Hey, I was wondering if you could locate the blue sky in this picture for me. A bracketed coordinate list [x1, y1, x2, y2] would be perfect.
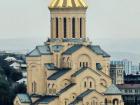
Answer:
[0, 0, 140, 63]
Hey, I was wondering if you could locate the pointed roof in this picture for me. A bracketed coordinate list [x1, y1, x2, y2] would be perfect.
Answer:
[49, 0, 88, 9]
[104, 84, 122, 95]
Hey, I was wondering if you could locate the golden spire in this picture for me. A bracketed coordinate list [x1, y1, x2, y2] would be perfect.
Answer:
[49, 0, 88, 9]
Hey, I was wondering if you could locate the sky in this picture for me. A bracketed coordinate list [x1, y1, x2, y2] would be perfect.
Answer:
[0, 0, 140, 63]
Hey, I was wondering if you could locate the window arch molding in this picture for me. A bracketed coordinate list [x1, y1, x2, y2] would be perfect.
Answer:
[77, 54, 92, 68]
[81, 76, 96, 89]
[100, 79, 107, 87]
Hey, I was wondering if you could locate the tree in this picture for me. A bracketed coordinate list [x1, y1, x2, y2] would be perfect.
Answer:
[0, 79, 10, 105]
[0, 58, 12, 77]
[14, 83, 27, 94]
[10, 70, 23, 82]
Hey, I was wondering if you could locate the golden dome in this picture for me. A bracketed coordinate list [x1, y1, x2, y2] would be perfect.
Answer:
[49, 0, 88, 9]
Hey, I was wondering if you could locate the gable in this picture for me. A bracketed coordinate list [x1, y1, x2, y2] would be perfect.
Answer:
[62, 44, 110, 58]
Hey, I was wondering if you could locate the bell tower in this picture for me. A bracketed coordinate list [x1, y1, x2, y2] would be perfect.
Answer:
[49, 0, 88, 39]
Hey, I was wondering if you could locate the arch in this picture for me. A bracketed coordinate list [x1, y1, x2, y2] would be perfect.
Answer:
[64, 99, 69, 105]
[113, 99, 119, 105]
[71, 93, 77, 99]
[88, 77, 96, 89]
[81, 77, 96, 89]
[92, 97, 98, 105]
[100, 79, 107, 87]
[78, 54, 92, 68]
[60, 79, 71, 88]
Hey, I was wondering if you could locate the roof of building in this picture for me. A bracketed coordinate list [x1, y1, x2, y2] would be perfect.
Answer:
[69, 89, 94, 105]
[63, 44, 82, 55]
[48, 38, 85, 43]
[51, 45, 64, 52]
[63, 45, 110, 57]
[77, 89, 94, 100]
[16, 78, 27, 84]
[32, 95, 58, 105]
[117, 84, 140, 89]
[58, 83, 76, 95]
[17, 94, 31, 103]
[49, 0, 88, 9]
[48, 68, 70, 80]
[71, 67, 100, 77]
[27, 45, 52, 57]
[4, 56, 17, 61]
[104, 84, 122, 95]
[38, 96, 57, 104]
[87, 45, 110, 57]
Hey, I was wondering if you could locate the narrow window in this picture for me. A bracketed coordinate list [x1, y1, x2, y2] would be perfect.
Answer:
[86, 62, 88, 67]
[56, 17, 59, 38]
[64, 18, 67, 38]
[34, 82, 37, 93]
[84, 81, 87, 88]
[83, 62, 85, 67]
[90, 81, 92, 88]
[32, 83, 34, 93]
[72, 18, 75, 38]
[80, 62, 82, 67]
[80, 18, 82, 38]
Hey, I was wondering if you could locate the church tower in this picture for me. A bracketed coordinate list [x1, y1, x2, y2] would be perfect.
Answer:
[49, 0, 88, 39]
[14, 0, 124, 105]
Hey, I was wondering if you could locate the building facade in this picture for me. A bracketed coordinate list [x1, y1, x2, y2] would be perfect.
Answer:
[117, 84, 140, 105]
[14, 0, 124, 105]
[110, 62, 124, 85]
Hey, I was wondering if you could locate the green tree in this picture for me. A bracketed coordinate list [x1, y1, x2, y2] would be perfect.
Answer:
[14, 83, 27, 94]
[0, 79, 10, 105]
[10, 70, 23, 82]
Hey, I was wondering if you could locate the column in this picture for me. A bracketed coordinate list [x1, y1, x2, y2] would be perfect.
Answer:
[51, 17, 56, 38]
[83, 17, 86, 38]
[67, 17, 71, 38]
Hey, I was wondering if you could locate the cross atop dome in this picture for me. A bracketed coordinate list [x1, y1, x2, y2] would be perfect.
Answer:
[49, 0, 88, 9]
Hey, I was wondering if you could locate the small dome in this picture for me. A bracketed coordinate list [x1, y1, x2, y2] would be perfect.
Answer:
[49, 0, 88, 9]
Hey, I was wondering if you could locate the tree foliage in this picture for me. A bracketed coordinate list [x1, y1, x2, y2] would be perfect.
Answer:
[10, 70, 23, 82]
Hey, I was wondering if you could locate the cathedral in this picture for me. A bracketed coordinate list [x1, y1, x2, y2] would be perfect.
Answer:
[14, 0, 124, 105]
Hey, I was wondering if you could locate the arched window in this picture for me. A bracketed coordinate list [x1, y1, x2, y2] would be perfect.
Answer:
[80, 18, 82, 38]
[80, 62, 82, 67]
[64, 18, 67, 38]
[64, 99, 68, 105]
[56, 17, 59, 38]
[90, 81, 92, 88]
[105, 98, 108, 105]
[84, 81, 87, 88]
[113, 99, 119, 105]
[72, 18, 75, 38]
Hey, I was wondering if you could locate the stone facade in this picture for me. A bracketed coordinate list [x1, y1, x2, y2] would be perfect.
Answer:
[14, 0, 124, 105]
[110, 63, 124, 85]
